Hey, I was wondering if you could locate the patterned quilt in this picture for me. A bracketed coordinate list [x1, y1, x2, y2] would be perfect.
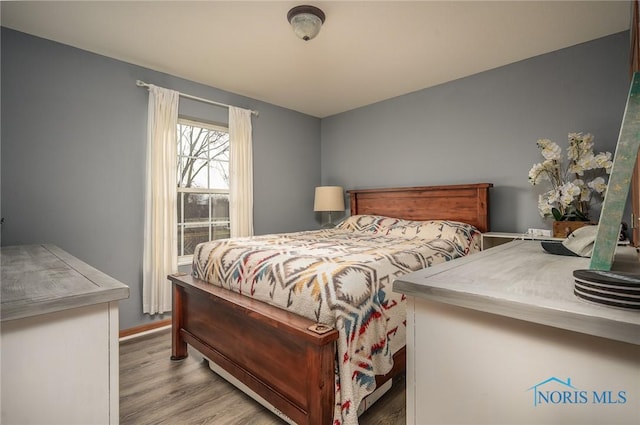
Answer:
[192, 215, 481, 425]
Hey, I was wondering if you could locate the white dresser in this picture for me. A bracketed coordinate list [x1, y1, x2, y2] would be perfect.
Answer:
[1, 245, 129, 425]
[393, 241, 640, 425]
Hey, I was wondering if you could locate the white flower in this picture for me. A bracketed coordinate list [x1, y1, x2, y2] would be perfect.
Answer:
[581, 133, 594, 150]
[560, 192, 575, 206]
[567, 133, 580, 159]
[569, 160, 586, 175]
[560, 181, 581, 205]
[537, 139, 562, 161]
[573, 179, 590, 202]
[588, 176, 607, 194]
[547, 189, 561, 203]
[538, 195, 553, 217]
[580, 186, 592, 202]
[528, 163, 545, 184]
[567, 132, 594, 160]
[594, 152, 613, 171]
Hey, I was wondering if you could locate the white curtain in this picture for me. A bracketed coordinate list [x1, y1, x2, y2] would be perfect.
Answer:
[142, 85, 180, 314]
[229, 106, 254, 238]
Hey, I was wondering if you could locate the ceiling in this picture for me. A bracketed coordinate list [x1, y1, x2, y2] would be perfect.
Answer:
[1, 1, 633, 118]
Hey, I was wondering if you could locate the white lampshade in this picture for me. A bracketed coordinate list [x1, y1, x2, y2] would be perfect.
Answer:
[314, 186, 345, 212]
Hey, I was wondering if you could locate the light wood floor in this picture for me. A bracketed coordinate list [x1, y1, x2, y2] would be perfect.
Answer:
[120, 328, 406, 425]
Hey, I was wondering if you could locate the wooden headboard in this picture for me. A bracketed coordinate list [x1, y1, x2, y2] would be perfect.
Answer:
[347, 183, 492, 233]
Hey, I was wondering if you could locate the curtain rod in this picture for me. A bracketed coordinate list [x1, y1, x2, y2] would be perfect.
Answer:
[136, 80, 259, 117]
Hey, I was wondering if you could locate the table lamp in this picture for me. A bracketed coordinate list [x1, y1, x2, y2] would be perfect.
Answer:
[314, 186, 344, 227]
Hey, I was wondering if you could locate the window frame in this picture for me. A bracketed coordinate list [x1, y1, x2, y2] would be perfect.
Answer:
[176, 118, 230, 265]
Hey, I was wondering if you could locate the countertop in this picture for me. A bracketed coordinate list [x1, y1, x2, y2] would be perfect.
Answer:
[1, 244, 130, 321]
[393, 240, 640, 345]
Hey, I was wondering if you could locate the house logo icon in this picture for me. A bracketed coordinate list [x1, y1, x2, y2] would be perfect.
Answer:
[527, 377, 584, 407]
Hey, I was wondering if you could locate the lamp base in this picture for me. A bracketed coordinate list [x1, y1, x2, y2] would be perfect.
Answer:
[321, 211, 336, 229]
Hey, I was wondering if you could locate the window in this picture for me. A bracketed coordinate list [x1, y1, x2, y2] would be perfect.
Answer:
[177, 118, 230, 264]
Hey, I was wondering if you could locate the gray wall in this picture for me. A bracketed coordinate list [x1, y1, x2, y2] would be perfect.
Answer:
[321, 31, 632, 233]
[1, 28, 633, 330]
[1, 28, 321, 330]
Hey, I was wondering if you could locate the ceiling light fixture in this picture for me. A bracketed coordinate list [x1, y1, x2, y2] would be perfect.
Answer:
[287, 5, 325, 41]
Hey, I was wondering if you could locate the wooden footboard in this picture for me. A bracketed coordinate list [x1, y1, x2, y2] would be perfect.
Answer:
[170, 273, 339, 425]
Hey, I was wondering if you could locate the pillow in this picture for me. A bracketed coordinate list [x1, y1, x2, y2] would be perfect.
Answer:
[338, 215, 481, 253]
[338, 215, 478, 242]
[336, 215, 403, 233]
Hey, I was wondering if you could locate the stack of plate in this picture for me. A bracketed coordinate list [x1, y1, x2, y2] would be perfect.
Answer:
[573, 269, 640, 310]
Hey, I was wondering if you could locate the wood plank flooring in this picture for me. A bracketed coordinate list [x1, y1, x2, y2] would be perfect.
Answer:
[120, 329, 405, 425]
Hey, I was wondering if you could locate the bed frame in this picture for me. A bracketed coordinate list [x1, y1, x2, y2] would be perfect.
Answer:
[169, 183, 491, 425]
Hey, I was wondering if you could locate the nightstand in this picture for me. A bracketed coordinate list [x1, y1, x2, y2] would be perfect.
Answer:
[481, 232, 562, 250]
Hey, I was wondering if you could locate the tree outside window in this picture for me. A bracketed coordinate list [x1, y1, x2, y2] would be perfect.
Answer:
[177, 119, 230, 262]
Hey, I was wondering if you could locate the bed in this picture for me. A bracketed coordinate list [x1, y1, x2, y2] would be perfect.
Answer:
[169, 183, 491, 425]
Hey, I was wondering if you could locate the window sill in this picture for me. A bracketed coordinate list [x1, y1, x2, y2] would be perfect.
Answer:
[178, 256, 193, 267]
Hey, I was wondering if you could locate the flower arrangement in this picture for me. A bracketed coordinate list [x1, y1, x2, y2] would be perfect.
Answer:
[528, 132, 613, 221]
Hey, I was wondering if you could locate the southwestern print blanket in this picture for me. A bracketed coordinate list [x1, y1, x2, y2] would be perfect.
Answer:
[192, 215, 481, 425]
